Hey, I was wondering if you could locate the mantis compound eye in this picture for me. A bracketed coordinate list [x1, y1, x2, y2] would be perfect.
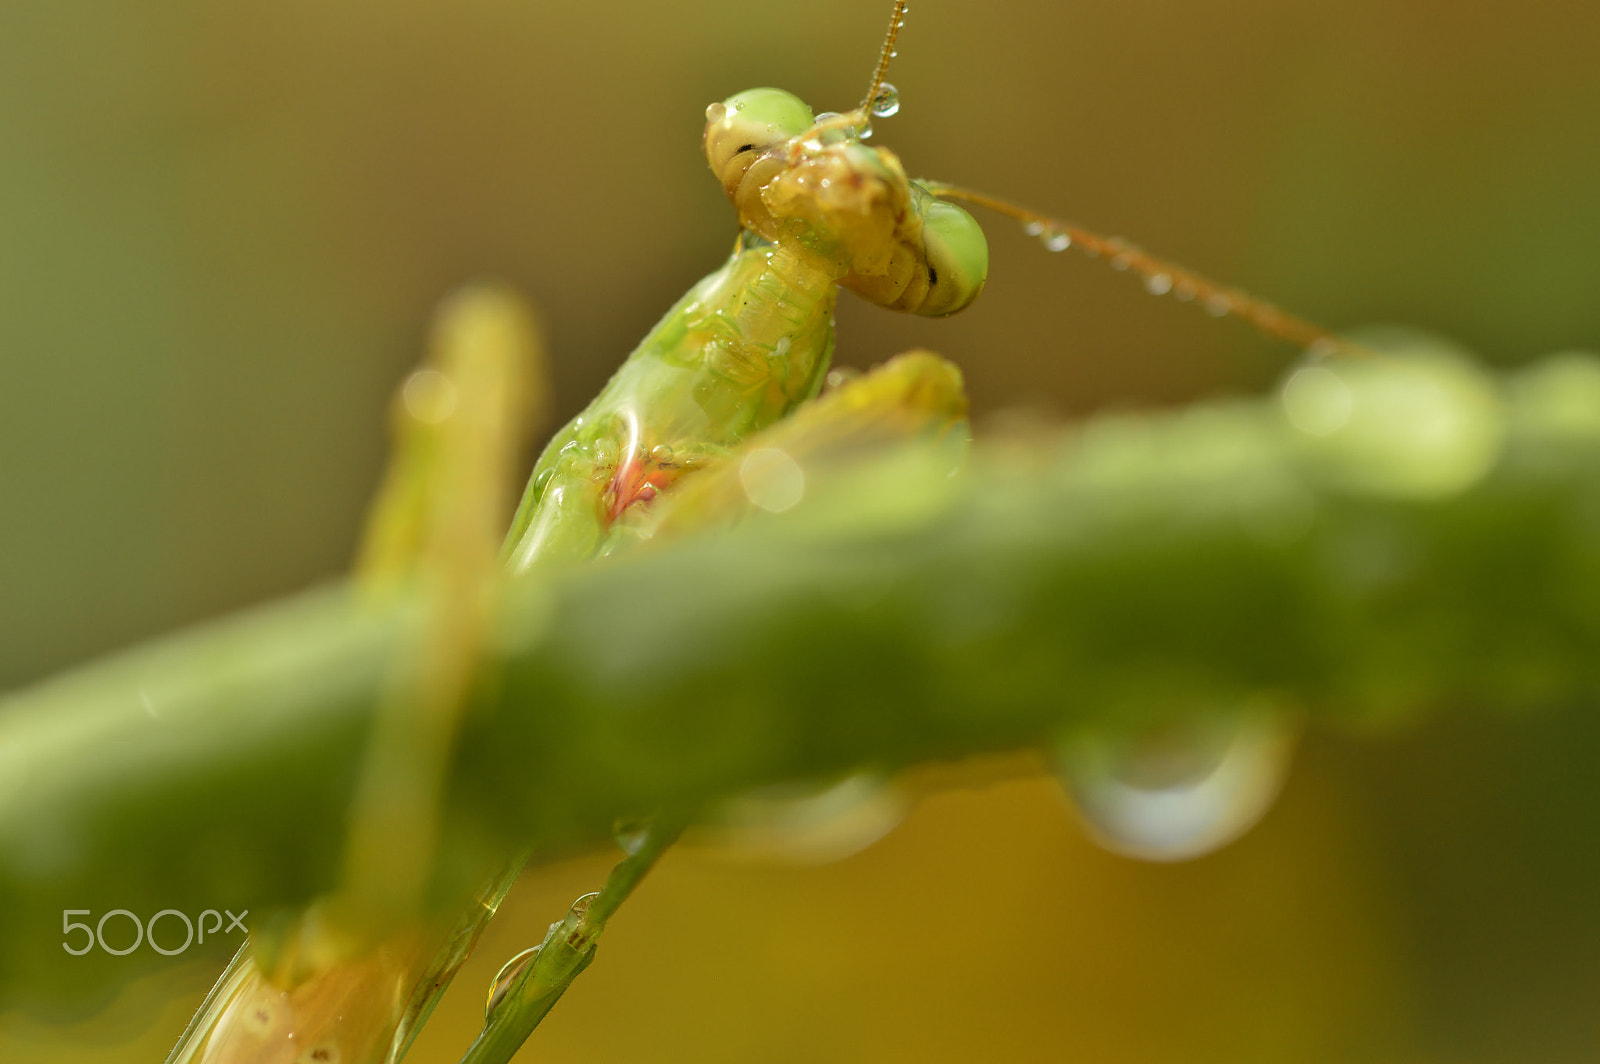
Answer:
[915, 198, 988, 317]
[704, 87, 814, 196]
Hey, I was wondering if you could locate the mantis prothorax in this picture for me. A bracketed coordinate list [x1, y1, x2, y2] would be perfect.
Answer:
[166, 2, 1356, 1061]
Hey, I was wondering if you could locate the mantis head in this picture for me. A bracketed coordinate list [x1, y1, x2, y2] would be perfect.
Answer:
[703, 86, 988, 318]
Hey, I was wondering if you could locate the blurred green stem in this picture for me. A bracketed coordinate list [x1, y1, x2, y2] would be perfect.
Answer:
[3, 347, 1599, 1009]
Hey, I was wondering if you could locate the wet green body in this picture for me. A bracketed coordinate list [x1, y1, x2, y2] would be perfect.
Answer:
[504, 241, 839, 572]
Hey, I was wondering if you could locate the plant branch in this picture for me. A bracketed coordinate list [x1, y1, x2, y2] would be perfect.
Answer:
[3, 345, 1598, 1011]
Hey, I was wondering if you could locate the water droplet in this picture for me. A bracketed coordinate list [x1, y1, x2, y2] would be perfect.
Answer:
[870, 82, 901, 117]
[568, 892, 600, 921]
[705, 101, 726, 123]
[531, 466, 554, 497]
[1055, 710, 1295, 862]
[649, 443, 675, 464]
[401, 368, 457, 425]
[1286, 339, 1504, 498]
[1281, 365, 1354, 437]
[1041, 228, 1072, 252]
[824, 367, 860, 391]
[1111, 254, 1132, 271]
[1023, 221, 1045, 237]
[1144, 273, 1173, 296]
[613, 817, 653, 855]
[739, 447, 805, 513]
[1204, 293, 1233, 317]
[485, 946, 540, 1020]
[700, 774, 907, 864]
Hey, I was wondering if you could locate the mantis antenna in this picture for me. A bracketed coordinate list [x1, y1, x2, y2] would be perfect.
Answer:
[860, 0, 908, 116]
[851, 1, 1354, 356]
[919, 182, 1354, 358]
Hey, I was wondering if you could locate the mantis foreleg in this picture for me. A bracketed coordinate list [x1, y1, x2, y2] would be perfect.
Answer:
[166, 282, 544, 1064]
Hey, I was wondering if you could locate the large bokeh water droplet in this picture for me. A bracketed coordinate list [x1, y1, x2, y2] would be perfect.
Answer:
[1281, 333, 1504, 499]
[1055, 710, 1296, 862]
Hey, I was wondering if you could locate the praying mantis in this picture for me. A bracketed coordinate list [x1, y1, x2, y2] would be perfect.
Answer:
[4, 4, 1600, 1061]
[139, 4, 1370, 1062]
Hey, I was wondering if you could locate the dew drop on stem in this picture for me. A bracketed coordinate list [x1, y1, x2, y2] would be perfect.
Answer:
[1053, 709, 1296, 862]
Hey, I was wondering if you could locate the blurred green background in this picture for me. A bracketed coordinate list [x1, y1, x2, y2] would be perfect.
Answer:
[2, 1, 1598, 1061]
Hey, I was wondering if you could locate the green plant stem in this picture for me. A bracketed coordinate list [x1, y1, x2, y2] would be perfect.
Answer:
[459, 820, 682, 1064]
[3, 349, 1599, 1011]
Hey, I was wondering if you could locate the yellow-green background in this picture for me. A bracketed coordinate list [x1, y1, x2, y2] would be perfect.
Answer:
[2, 1, 1598, 1061]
